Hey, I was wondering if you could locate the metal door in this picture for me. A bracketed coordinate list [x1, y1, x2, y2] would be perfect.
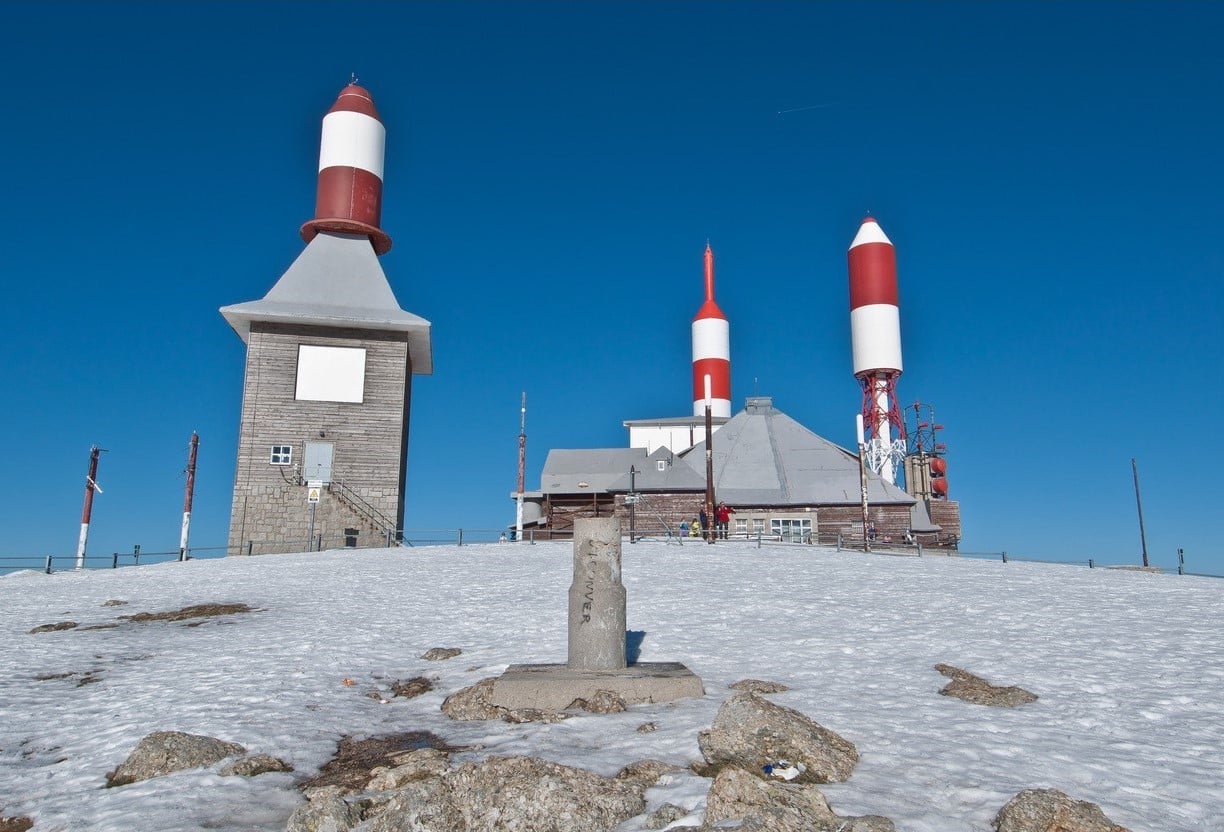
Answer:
[303, 442, 334, 484]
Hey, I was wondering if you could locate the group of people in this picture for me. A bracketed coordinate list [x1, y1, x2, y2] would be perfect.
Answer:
[679, 502, 734, 540]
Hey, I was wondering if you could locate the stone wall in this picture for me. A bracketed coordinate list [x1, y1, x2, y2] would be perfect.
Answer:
[227, 322, 412, 554]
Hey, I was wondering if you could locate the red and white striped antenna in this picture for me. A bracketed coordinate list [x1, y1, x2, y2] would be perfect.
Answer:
[692, 243, 731, 418]
[848, 216, 907, 484]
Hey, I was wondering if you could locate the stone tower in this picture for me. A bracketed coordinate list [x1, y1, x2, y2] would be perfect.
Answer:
[220, 84, 431, 554]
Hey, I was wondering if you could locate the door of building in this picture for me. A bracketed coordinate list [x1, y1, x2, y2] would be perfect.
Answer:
[303, 442, 334, 484]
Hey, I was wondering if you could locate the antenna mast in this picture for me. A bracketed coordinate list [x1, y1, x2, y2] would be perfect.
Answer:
[179, 432, 199, 561]
[516, 392, 527, 541]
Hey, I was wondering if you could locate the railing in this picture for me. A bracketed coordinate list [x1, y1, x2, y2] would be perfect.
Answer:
[328, 478, 399, 543]
[1, 529, 1216, 577]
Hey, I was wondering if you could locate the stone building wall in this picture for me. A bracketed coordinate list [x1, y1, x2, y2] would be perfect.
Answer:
[227, 322, 412, 555]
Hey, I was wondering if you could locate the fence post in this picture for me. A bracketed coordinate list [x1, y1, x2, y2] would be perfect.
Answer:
[1178, 547, 1184, 575]
[316, 533, 323, 552]
[917, 540, 923, 556]
[836, 533, 842, 551]
[45, 555, 52, 574]
[529, 529, 535, 545]
[458, 529, 464, 547]
[247, 540, 254, 556]
[112, 552, 118, 569]
[133, 545, 140, 566]
[1001, 550, 1008, 563]
[757, 531, 762, 549]
[1088, 558, 1094, 569]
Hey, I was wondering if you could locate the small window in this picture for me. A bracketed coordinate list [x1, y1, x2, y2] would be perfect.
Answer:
[735, 518, 748, 534]
[270, 445, 292, 465]
[656, 460, 666, 472]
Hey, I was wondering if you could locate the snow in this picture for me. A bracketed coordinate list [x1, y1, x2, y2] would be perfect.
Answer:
[1, 541, 1220, 831]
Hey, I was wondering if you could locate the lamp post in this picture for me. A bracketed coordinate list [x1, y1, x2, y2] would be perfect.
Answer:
[704, 375, 716, 544]
[628, 465, 637, 544]
[857, 414, 870, 553]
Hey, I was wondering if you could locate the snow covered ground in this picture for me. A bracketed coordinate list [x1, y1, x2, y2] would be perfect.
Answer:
[1, 541, 1219, 831]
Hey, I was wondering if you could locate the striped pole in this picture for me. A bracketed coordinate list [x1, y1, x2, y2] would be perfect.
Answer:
[692, 244, 731, 418]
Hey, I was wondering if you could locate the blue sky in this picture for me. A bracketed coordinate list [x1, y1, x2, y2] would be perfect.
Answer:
[2, 2, 1220, 573]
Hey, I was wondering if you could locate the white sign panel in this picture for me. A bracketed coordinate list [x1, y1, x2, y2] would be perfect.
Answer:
[307, 487, 321, 504]
[295, 345, 366, 403]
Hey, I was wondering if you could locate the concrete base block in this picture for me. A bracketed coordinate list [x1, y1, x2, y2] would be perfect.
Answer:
[490, 662, 704, 712]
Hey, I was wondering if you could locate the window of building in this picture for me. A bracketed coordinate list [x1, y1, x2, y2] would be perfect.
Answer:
[270, 445, 292, 465]
[771, 517, 812, 543]
[657, 460, 666, 472]
[735, 518, 748, 536]
[753, 518, 765, 534]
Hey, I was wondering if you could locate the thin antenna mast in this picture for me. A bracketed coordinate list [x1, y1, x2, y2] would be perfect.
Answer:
[516, 392, 527, 541]
[180, 432, 199, 561]
[76, 446, 106, 569]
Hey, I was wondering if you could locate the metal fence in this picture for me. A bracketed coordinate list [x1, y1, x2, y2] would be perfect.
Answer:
[0, 529, 1216, 578]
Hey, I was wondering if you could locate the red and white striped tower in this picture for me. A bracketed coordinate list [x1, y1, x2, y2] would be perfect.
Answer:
[300, 82, 392, 255]
[692, 244, 731, 418]
[848, 217, 907, 484]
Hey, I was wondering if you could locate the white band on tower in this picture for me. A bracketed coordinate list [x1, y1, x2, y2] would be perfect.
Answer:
[319, 110, 386, 179]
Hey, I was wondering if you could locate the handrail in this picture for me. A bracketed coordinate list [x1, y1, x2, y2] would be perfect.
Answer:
[328, 478, 398, 540]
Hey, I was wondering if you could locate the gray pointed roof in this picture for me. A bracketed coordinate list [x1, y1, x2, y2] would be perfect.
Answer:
[221, 231, 432, 374]
[678, 397, 915, 505]
[539, 449, 649, 494]
[605, 447, 707, 492]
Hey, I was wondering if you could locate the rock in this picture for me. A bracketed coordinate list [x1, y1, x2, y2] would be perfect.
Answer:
[286, 785, 365, 832]
[441, 678, 506, 721]
[704, 766, 894, 832]
[697, 693, 858, 784]
[441, 678, 565, 722]
[0, 817, 34, 832]
[502, 707, 568, 724]
[422, 647, 462, 661]
[935, 664, 1038, 708]
[636, 721, 658, 733]
[29, 621, 77, 634]
[567, 689, 627, 713]
[120, 603, 253, 623]
[301, 732, 461, 795]
[730, 679, 791, 694]
[365, 748, 451, 791]
[616, 758, 683, 787]
[993, 788, 1131, 832]
[220, 754, 294, 777]
[362, 778, 460, 832]
[106, 730, 246, 786]
[392, 676, 434, 698]
[102, 599, 128, 606]
[447, 755, 646, 832]
[645, 803, 689, 829]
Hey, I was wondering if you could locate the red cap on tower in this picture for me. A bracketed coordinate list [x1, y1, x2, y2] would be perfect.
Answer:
[300, 83, 392, 255]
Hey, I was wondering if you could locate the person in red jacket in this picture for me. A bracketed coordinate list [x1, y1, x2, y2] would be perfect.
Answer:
[716, 502, 733, 540]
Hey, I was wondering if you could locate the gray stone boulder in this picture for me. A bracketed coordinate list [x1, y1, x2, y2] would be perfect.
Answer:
[697, 693, 859, 783]
[421, 647, 462, 661]
[441, 678, 505, 720]
[29, 621, 77, 634]
[730, 679, 791, 694]
[289, 754, 648, 832]
[447, 756, 646, 832]
[567, 689, 628, 713]
[645, 803, 689, 829]
[703, 766, 894, 832]
[994, 789, 1131, 832]
[442, 678, 566, 723]
[365, 748, 451, 791]
[615, 758, 684, 788]
[221, 754, 294, 777]
[106, 730, 246, 786]
[936, 664, 1038, 708]
[285, 785, 364, 832]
